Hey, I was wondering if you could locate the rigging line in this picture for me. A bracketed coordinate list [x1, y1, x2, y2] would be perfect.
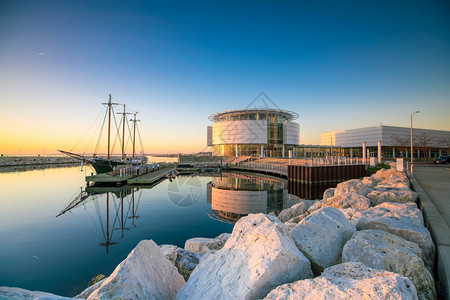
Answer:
[125, 116, 134, 153]
[110, 196, 121, 239]
[94, 108, 108, 156]
[83, 110, 107, 156]
[136, 123, 145, 155]
[135, 189, 143, 212]
[69, 210, 104, 242]
[70, 109, 104, 152]
[110, 106, 122, 155]
[83, 196, 105, 240]
[94, 198, 107, 241]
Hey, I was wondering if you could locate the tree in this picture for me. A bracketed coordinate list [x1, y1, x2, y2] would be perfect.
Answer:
[415, 132, 435, 158]
[390, 136, 410, 158]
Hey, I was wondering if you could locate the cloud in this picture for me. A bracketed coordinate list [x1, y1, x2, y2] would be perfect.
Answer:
[36, 52, 46, 56]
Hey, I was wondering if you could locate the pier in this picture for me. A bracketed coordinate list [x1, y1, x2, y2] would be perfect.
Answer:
[86, 165, 174, 186]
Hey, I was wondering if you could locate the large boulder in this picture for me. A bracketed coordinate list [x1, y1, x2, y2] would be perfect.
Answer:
[86, 240, 185, 299]
[351, 202, 435, 271]
[334, 179, 371, 197]
[277, 202, 306, 222]
[291, 207, 356, 275]
[342, 230, 436, 300]
[323, 193, 371, 211]
[160, 244, 202, 281]
[367, 189, 418, 206]
[0, 287, 72, 300]
[176, 214, 312, 300]
[184, 237, 225, 255]
[263, 262, 418, 299]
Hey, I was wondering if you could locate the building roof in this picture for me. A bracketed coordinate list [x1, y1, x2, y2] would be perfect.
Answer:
[208, 108, 299, 122]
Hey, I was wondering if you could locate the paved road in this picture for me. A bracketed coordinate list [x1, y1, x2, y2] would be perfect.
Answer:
[413, 164, 450, 228]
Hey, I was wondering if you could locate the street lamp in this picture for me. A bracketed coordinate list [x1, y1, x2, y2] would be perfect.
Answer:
[410, 111, 420, 172]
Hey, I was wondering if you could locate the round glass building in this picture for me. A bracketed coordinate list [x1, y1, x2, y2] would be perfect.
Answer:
[207, 108, 300, 157]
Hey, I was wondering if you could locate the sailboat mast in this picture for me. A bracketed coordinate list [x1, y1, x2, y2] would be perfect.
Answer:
[122, 105, 126, 160]
[102, 94, 118, 160]
[131, 112, 139, 159]
[107, 95, 112, 160]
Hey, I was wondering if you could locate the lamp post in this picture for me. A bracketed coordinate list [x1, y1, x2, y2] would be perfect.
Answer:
[410, 111, 420, 172]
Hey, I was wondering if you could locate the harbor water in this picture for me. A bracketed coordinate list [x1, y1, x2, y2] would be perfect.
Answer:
[0, 165, 320, 297]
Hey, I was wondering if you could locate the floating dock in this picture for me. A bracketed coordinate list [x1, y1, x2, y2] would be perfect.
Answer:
[86, 166, 174, 186]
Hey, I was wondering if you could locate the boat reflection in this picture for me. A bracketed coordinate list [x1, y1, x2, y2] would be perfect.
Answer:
[207, 172, 316, 224]
[56, 185, 142, 254]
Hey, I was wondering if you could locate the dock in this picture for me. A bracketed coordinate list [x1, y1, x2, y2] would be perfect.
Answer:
[86, 166, 174, 186]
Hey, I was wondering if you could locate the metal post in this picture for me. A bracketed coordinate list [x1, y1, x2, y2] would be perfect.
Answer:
[377, 141, 382, 164]
[410, 111, 420, 172]
[362, 142, 366, 163]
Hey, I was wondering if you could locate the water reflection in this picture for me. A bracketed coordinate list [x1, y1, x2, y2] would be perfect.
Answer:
[207, 172, 315, 223]
[56, 186, 142, 254]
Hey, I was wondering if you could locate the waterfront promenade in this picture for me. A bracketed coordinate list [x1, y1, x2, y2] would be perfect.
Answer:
[410, 164, 450, 299]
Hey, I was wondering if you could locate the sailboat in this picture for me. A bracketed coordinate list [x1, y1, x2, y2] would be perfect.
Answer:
[59, 94, 147, 174]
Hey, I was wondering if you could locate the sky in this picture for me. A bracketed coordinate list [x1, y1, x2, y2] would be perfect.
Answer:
[1, 0, 449, 155]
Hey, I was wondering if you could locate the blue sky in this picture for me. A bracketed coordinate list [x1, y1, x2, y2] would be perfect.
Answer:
[1, 0, 449, 154]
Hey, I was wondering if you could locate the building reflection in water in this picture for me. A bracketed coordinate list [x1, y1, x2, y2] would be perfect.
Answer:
[207, 172, 325, 224]
[56, 185, 142, 254]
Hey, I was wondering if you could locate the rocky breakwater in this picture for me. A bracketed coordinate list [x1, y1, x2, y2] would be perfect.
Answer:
[0, 155, 78, 167]
[0, 167, 436, 299]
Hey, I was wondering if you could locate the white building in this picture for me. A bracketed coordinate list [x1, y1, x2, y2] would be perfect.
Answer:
[321, 125, 450, 160]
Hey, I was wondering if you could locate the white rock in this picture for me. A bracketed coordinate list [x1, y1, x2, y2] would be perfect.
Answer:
[278, 202, 306, 222]
[87, 240, 185, 300]
[307, 199, 324, 212]
[323, 188, 335, 200]
[291, 207, 356, 274]
[160, 244, 202, 281]
[0, 287, 73, 300]
[367, 189, 418, 206]
[323, 193, 371, 211]
[334, 179, 372, 197]
[351, 202, 435, 271]
[342, 230, 436, 300]
[263, 262, 418, 300]
[215, 232, 231, 243]
[184, 237, 225, 255]
[176, 213, 312, 300]
[338, 208, 358, 221]
[362, 176, 377, 188]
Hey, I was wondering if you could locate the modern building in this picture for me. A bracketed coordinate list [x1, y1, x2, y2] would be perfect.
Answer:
[321, 125, 450, 160]
[207, 108, 300, 157]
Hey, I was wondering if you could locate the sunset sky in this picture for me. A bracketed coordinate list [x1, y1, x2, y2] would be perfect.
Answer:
[1, 1, 449, 155]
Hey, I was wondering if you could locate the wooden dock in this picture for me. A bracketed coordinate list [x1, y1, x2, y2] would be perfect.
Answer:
[128, 167, 174, 185]
[86, 166, 174, 186]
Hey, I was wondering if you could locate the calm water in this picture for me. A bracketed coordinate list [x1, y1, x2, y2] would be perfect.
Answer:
[0, 166, 317, 297]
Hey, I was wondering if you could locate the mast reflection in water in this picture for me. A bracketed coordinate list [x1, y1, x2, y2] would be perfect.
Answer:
[206, 172, 322, 223]
[57, 185, 142, 254]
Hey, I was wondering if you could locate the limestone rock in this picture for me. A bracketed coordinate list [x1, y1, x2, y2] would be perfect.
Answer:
[76, 280, 105, 299]
[334, 179, 371, 197]
[338, 208, 357, 221]
[291, 207, 356, 274]
[263, 262, 418, 300]
[176, 213, 312, 300]
[87, 240, 185, 300]
[362, 176, 377, 188]
[286, 213, 308, 224]
[215, 232, 231, 243]
[323, 188, 335, 200]
[0, 287, 73, 300]
[351, 202, 435, 271]
[160, 244, 202, 281]
[88, 275, 106, 287]
[367, 189, 418, 206]
[184, 237, 225, 255]
[323, 193, 371, 211]
[342, 230, 436, 300]
[307, 199, 324, 212]
[284, 222, 297, 232]
[278, 202, 306, 222]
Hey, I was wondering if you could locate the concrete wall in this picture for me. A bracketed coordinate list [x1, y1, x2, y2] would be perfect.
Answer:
[211, 187, 268, 214]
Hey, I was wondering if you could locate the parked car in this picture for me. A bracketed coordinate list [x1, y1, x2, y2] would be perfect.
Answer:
[433, 155, 450, 164]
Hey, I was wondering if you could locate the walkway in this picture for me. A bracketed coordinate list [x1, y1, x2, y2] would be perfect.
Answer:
[410, 164, 450, 299]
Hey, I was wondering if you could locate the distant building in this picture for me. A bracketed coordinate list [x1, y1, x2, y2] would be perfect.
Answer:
[207, 108, 300, 157]
[321, 125, 450, 159]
